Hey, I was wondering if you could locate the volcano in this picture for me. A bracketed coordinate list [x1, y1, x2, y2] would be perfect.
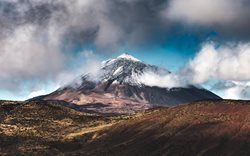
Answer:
[35, 53, 221, 114]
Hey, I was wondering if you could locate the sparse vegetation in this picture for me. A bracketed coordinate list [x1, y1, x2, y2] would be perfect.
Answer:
[1, 100, 250, 155]
[0, 100, 131, 155]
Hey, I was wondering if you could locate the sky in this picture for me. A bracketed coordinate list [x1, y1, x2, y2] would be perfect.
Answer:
[0, 0, 250, 100]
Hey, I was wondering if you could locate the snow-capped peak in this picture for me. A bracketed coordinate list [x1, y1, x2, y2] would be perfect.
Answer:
[74, 53, 170, 88]
[98, 53, 171, 87]
[117, 53, 141, 62]
[101, 53, 141, 67]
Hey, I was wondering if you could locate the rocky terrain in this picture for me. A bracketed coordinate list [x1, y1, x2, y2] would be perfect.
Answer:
[0, 100, 129, 155]
[1, 100, 250, 156]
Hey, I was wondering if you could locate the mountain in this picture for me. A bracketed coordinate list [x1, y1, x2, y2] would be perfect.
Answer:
[36, 53, 221, 114]
[82, 100, 250, 156]
[2, 100, 250, 156]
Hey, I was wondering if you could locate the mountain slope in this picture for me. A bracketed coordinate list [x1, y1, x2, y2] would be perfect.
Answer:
[0, 100, 124, 155]
[80, 100, 250, 156]
[38, 53, 221, 114]
[2, 100, 250, 156]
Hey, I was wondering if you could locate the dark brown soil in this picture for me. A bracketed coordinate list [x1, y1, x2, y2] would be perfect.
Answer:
[82, 100, 250, 156]
[1, 100, 250, 156]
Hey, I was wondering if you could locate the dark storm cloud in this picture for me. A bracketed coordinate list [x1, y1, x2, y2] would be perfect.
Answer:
[0, 0, 171, 91]
[166, 0, 250, 41]
[0, 0, 60, 38]
[1, 0, 250, 92]
[0, 0, 171, 49]
[61, 0, 170, 49]
[2, 0, 250, 49]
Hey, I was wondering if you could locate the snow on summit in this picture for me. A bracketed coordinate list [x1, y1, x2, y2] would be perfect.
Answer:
[117, 53, 141, 62]
[102, 53, 141, 67]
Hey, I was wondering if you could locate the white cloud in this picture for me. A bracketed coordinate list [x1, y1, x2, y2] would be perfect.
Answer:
[0, 24, 65, 90]
[1, 0, 250, 101]
[183, 42, 250, 100]
[27, 89, 47, 99]
[212, 81, 250, 100]
[165, 0, 250, 40]
[138, 71, 187, 88]
[166, 0, 246, 25]
[0, 0, 168, 92]
[55, 50, 102, 88]
[0, 25, 63, 78]
[186, 42, 250, 83]
[139, 42, 250, 100]
[0, 0, 106, 92]
[81, 51, 102, 77]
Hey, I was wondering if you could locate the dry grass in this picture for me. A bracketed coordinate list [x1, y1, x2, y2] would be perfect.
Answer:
[1, 100, 250, 156]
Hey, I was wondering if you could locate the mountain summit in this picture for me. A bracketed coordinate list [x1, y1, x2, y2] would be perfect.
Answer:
[97, 53, 170, 86]
[36, 54, 221, 115]
[116, 53, 141, 62]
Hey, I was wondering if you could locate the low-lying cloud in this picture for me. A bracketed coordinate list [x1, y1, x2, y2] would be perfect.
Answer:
[211, 81, 250, 100]
[186, 42, 250, 99]
[139, 42, 250, 99]
[186, 42, 250, 83]
[57, 50, 102, 89]
[138, 70, 188, 89]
